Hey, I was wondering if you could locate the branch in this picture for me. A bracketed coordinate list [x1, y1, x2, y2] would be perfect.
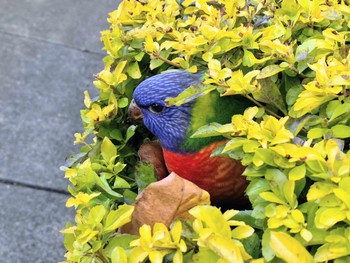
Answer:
[153, 52, 181, 68]
[243, 94, 282, 119]
[96, 250, 108, 263]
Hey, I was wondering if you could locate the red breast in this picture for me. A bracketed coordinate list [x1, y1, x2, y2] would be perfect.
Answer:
[162, 141, 249, 208]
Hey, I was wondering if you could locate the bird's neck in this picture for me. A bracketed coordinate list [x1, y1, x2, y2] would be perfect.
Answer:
[175, 92, 253, 153]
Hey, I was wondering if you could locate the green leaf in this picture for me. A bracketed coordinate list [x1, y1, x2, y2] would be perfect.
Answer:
[287, 114, 319, 136]
[270, 231, 314, 263]
[241, 233, 261, 259]
[262, 229, 275, 262]
[88, 205, 106, 224]
[283, 180, 297, 208]
[245, 178, 271, 204]
[110, 129, 123, 141]
[191, 248, 220, 263]
[95, 175, 124, 200]
[113, 162, 126, 174]
[256, 65, 286, 79]
[113, 176, 130, 189]
[118, 97, 129, 108]
[328, 101, 350, 122]
[165, 83, 216, 106]
[255, 78, 287, 114]
[191, 123, 223, 138]
[253, 148, 276, 167]
[308, 128, 326, 139]
[150, 58, 164, 70]
[306, 159, 328, 174]
[104, 234, 138, 256]
[126, 61, 142, 79]
[286, 84, 304, 107]
[65, 152, 88, 167]
[331, 125, 350, 139]
[135, 52, 145, 61]
[234, 210, 264, 229]
[135, 162, 157, 192]
[123, 189, 137, 204]
[295, 39, 316, 61]
[125, 125, 136, 143]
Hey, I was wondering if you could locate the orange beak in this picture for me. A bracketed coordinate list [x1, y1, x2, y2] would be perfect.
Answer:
[128, 99, 143, 123]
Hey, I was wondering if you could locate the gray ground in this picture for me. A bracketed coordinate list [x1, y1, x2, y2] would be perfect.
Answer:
[0, 1, 120, 262]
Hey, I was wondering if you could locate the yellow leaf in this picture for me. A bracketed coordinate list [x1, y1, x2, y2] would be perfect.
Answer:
[289, 164, 306, 180]
[243, 49, 270, 67]
[144, 34, 159, 53]
[103, 204, 134, 233]
[170, 221, 182, 244]
[190, 205, 232, 239]
[66, 192, 100, 208]
[128, 246, 148, 263]
[256, 64, 286, 79]
[224, 70, 260, 95]
[192, 36, 208, 46]
[260, 192, 287, 205]
[202, 233, 245, 263]
[231, 225, 254, 240]
[315, 207, 346, 229]
[83, 91, 92, 108]
[300, 228, 313, 242]
[111, 247, 128, 263]
[101, 137, 117, 163]
[113, 60, 128, 84]
[270, 231, 314, 263]
[77, 229, 99, 245]
[322, 28, 345, 45]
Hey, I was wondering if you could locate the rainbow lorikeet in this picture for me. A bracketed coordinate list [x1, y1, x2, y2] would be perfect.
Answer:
[129, 70, 252, 208]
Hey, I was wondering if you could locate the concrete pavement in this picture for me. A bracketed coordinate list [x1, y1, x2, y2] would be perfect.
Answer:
[0, 1, 119, 262]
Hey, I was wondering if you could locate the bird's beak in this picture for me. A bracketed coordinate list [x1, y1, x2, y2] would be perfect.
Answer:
[128, 99, 143, 123]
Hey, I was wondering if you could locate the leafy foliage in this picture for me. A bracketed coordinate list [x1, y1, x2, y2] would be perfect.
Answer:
[62, 0, 350, 262]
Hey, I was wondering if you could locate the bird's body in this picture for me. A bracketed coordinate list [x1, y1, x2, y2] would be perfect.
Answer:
[162, 141, 247, 206]
[131, 70, 251, 208]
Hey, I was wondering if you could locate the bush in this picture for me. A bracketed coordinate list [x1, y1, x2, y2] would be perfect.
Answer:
[62, 0, 350, 262]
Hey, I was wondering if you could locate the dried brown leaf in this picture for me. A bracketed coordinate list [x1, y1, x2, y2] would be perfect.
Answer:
[121, 172, 210, 234]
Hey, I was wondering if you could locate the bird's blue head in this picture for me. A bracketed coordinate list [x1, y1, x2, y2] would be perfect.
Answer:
[132, 70, 203, 152]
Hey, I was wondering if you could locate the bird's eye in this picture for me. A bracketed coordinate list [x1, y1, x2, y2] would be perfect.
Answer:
[149, 103, 165, 114]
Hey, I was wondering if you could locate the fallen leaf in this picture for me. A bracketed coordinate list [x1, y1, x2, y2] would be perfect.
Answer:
[121, 172, 211, 235]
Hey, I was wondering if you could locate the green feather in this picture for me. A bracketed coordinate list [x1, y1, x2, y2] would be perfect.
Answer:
[180, 91, 253, 152]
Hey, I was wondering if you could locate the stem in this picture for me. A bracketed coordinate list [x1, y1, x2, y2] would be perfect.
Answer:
[243, 94, 282, 119]
[289, 65, 307, 78]
[96, 250, 108, 263]
[153, 52, 181, 68]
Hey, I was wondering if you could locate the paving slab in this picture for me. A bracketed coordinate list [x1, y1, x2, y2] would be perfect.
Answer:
[0, 0, 118, 54]
[0, 1, 123, 262]
[0, 31, 103, 191]
[0, 183, 74, 263]
[0, 1, 120, 190]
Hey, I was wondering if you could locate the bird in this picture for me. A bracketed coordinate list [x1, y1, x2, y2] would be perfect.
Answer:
[129, 70, 252, 208]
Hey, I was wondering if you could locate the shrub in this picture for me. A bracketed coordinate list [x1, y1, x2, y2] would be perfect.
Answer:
[62, 0, 350, 262]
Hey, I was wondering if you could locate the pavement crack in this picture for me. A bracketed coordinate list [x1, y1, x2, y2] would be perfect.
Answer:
[0, 178, 70, 195]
